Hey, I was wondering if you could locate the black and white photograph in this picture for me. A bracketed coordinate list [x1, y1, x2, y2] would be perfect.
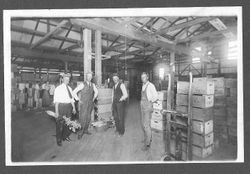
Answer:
[3, 7, 243, 165]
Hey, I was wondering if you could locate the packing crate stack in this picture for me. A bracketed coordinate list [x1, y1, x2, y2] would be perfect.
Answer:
[97, 88, 113, 121]
[150, 90, 168, 155]
[212, 77, 228, 142]
[225, 78, 237, 145]
[175, 77, 215, 159]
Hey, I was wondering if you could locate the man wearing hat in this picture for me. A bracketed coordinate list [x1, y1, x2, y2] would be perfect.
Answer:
[53, 73, 76, 146]
[73, 72, 98, 139]
[112, 73, 128, 136]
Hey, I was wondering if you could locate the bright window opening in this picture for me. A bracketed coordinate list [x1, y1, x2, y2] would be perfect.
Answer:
[192, 57, 200, 63]
[195, 47, 202, 51]
[228, 40, 237, 60]
[159, 68, 165, 79]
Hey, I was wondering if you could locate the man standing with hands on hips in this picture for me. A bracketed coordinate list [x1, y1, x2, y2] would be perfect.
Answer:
[73, 72, 98, 139]
[112, 73, 128, 137]
[140, 72, 158, 151]
[53, 73, 76, 146]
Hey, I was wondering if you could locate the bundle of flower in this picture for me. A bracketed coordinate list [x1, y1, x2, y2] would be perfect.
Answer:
[63, 116, 81, 133]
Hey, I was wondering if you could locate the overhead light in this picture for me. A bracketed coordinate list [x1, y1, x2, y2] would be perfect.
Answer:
[195, 47, 202, 51]
[208, 51, 212, 55]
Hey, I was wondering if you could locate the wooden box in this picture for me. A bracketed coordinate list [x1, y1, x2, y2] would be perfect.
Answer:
[227, 107, 237, 118]
[182, 143, 214, 158]
[192, 132, 214, 147]
[226, 96, 237, 106]
[98, 104, 112, 114]
[192, 95, 214, 108]
[176, 105, 188, 113]
[193, 78, 215, 95]
[212, 77, 225, 88]
[153, 100, 167, 110]
[177, 81, 190, 94]
[98, 97, 112, 105]
[157, 90, 167, 101]
[214, 107, 226, 117]
[176, 94, 188, 106]
[151, 119, 166, 131]
[225, 78, 237, 88]
[214, 96, 226, 107]
[228, 126, 237, 136]
[193, 107, 213, 121]
[151, 109, 164, 121]
[214, 88, 226, 96]
[192, 120, 213, 135]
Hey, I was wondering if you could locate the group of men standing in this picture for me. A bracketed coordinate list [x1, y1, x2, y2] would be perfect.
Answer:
[53, 72, 158, 152]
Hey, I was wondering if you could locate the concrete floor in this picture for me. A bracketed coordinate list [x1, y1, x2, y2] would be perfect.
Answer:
[11, 100, 237, 162]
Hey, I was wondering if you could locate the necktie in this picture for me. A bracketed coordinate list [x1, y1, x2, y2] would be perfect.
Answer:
[66, 85, 72, 99]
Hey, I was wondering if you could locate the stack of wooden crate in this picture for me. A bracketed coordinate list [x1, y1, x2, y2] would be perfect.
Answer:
[225, 78, 237, 144]
[175, 77, 215, 159]
[212, 77, 228, 141]
[150, 90, 167, 155]
[97, 88, 113, 121]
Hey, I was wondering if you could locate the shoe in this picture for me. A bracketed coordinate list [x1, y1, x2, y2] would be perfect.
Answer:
[65, 137, 71, 142]
[141, 144, 150, 151]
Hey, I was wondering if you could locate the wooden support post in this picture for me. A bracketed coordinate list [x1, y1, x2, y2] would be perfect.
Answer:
[170, 52, 175, 108]
[83, 28, 92, 79]
[95, 30, 102, 86]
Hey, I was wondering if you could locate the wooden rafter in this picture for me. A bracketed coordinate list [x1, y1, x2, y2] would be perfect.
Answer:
[58, 24, 73, 50]
[103, 35, 121, 54]
[29, 19, 40, 46]
[30, 19, 69, 49]
[154, 17, 216, 35]
[70, 18, 191, 55]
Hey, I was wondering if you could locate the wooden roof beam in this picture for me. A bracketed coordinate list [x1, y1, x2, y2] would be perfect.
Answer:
[154, 17, 216, 35]
[30, 19, 69, 49]
[70, 18, 191, 55]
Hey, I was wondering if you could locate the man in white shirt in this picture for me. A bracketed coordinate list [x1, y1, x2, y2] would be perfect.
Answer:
[53, 73, 76, 146]
[73, 72, 98, 139]
[112, 73, 128, 136]
[140, 72, 158, 151]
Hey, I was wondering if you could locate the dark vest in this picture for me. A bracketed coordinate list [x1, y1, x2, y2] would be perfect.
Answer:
[113, 83, 123, 102]
[80, 81, 94, 102]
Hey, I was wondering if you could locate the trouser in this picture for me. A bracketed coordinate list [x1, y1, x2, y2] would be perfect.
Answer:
[112, 101, 125, 135]
[140, 100, 153, 146]
[78, 100, 94, 136]
[28, 97, 33, 108]
[56, 103, 72, 144]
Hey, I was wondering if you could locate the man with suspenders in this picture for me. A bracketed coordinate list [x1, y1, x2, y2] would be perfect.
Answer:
[140, 72, 158, 151]
[73, 72, 98, 139]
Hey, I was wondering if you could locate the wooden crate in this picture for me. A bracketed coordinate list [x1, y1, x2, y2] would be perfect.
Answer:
[214, 96, 226, 107]
[98, 97, 112, 105]
[192, 132, 214, 147]
[193, 78, 215, 95]
[98, 104, 112, 114]
[151, 109, 164, 121]
[177, 81, 190, 94]
[226, 96, 237, 106]
[176, 105, 188, 113]
[181, 143, 214, 158]
[214, 107, 226, 117]
[192, 120, 213, 135]
[153, 100, 167, 110]
[225, 78, 237, 88]
[151, 119, 166, 131]
[193, 107, 213, 122]
[176, 94, 188, 106]
[227, 107, 237, 118]
[214, 88, 226, 96]
[228, 126, 237, 136]
[227, 115, 237, 127]
[192, 95, 214, 108]
[212, 77, 225, 88]
[157, 90, 167, 101]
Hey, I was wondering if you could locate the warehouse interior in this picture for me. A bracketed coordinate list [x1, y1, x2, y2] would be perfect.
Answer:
[10, 16, 239, 162]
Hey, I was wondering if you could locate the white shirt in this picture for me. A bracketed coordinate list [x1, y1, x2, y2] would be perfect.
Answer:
[49, 85, 55, 95]
[112, 83, 128, 102]
[73, 81, 98, 101]
[142, 81, 158, 102]
[53, 83, 75, 103]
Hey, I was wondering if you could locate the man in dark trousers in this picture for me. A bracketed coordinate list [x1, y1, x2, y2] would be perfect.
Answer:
[140, 72, 158, 151]
[112, 73, 128, 137]
[53, 73, 76, 146]
[73, 72, 98, 139]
